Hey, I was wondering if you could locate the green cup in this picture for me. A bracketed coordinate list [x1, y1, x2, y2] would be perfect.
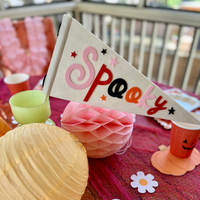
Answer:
[9, 90, 51, 125]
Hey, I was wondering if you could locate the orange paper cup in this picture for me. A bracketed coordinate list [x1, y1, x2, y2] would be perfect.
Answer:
[0, 117, 11, 137]
[170, 120, 200, 158]
[4, 73, 30, 95]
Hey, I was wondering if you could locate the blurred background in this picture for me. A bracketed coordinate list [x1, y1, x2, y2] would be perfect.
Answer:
[2, 0, 200, 9]
[0, 0, 200, 95]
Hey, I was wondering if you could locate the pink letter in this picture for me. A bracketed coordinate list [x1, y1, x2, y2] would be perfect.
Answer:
[65, 46, 97, 89]
[136, 85, 155, 109]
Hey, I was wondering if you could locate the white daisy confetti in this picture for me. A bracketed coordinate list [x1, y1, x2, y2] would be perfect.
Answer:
[11, 116, 18, 125]
[130, 171, 158, 193]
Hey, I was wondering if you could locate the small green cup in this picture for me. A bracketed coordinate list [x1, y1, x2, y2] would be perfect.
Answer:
[9, 90, 51, 125]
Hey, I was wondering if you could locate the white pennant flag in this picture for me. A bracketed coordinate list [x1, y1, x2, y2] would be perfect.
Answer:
[43, 15, 200, 125]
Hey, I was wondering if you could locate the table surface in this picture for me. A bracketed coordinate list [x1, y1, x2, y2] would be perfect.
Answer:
[0, 75, 200, 200]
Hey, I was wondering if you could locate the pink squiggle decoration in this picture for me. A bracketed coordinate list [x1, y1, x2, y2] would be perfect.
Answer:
[65, 46, 98, 89]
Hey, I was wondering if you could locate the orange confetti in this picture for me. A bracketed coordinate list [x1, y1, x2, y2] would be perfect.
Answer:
[100, 95, 106, 101]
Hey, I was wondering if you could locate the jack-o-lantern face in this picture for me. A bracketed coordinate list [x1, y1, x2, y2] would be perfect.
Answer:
[182, 139, 195, 150]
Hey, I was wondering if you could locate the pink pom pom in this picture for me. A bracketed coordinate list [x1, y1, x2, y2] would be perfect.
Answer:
[61, 102, 136, 158]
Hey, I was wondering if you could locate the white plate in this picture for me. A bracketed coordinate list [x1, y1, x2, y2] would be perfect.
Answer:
[154, 88, 200, 129]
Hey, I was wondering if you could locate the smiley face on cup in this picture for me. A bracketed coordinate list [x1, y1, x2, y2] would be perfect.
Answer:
[170, 120, 200, 158]
[182, 139, 195, 151]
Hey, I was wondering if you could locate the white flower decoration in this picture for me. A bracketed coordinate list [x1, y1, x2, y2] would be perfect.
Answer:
[130, 171, 158, 193]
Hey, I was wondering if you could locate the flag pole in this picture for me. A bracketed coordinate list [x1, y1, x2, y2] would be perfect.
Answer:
[43, 95, 48, 103]
[42, 75, 49, 103]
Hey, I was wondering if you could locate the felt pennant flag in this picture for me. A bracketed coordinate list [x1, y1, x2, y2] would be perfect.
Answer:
[43, 15, 200, 125]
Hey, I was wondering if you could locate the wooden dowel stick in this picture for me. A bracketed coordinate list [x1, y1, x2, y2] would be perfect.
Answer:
[43, 95, 49, 103]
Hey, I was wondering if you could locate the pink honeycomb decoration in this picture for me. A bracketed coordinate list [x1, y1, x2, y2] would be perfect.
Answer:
[61, 102, 136, 158]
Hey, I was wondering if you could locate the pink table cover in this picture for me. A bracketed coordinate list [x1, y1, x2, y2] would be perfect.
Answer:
[0, 75, 200, 199]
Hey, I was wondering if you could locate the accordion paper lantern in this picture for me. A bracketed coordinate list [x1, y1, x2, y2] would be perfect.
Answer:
[0, 117, 11, 137]
[0, 123, 89, 200]
[61, 102, 136, 158]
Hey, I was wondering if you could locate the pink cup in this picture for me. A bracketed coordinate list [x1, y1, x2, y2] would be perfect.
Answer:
[170, 120, 200, 158]
[4, 73, 30, 95]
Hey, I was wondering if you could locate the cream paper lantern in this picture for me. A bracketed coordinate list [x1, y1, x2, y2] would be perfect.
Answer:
[0, 123, 88, 200]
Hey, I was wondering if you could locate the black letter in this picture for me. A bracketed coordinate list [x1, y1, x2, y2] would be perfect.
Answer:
[108, 78, 127, 99]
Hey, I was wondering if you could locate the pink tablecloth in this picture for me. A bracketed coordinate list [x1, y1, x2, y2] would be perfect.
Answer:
[0, 75, 200, 199]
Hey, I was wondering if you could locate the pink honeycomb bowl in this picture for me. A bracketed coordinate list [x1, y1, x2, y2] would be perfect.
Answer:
[61, 102, 136, 158]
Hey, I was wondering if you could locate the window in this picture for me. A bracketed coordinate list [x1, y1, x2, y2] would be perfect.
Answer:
[84, 0, 139, 5]
[146, 0, 200, 12]
[2, 0, 67, 8]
